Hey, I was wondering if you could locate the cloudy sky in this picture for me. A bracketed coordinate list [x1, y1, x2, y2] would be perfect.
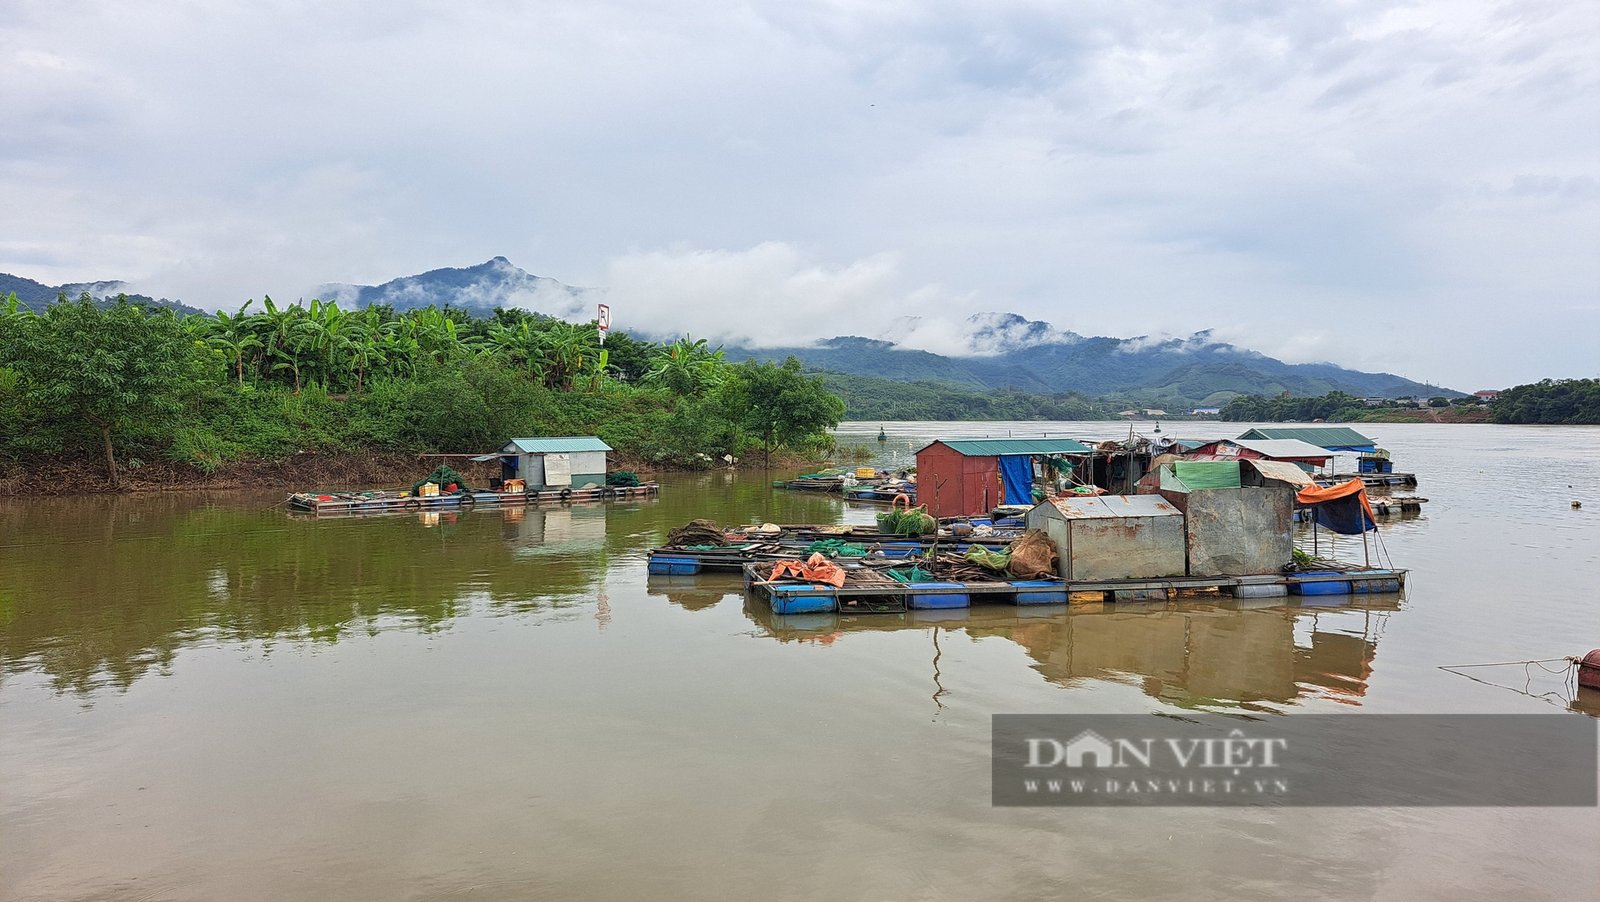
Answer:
[3, 0, 1596, 388]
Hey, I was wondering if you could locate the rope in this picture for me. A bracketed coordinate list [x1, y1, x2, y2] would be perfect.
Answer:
[1437, 657, 1583, 710]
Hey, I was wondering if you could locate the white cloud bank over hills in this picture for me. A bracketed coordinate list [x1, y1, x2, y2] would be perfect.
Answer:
[2, 0, 1596, 387]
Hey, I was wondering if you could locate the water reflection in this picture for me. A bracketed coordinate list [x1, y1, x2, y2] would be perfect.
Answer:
[742, 592, 1399, 712]
[0, 496, 646, 694]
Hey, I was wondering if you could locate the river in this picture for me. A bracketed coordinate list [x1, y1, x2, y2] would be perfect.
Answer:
[1, 422, 1597, 900]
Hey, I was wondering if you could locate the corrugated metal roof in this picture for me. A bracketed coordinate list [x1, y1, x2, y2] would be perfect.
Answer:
[1035, 494, 1181, 519]
[1231, 438, 1335, 459]
[917, 438, 1092, 457]
[1245, 459, 1314, 487]
[504, 436, 614, 454]
[1235, 427, 1375, 451]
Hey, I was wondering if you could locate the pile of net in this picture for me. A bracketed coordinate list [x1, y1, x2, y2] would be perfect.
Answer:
[885, 565, 934, 583]
[1006, 529, 1058, 579]
[876, 505, 936, 536]
[805, 538, 869, 558]
[963, 545, 1012, 572]
[412, 464, 470, 496]
[607, 470, 642, 487]
[668, 519, 727, 547]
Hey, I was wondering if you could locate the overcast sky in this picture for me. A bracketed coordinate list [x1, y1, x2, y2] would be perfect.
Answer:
[3, 0, 1596, 389]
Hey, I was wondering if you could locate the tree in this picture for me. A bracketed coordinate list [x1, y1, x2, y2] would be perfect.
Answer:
[9, 296, 199, 486]
[721, 357, 845, 466]
[645, 336, 726, 396]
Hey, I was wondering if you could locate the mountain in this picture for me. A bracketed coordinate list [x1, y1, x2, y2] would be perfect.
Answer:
[723, 314, 1457, 405]
[4, 259, 1458, 404]
[0, 272, 204, 315]
[317, 256, 598, 320]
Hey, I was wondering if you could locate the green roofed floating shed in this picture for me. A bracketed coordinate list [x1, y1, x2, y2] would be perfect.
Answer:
[474, 436, 614, 491]
[1235, 426, 1376, 453]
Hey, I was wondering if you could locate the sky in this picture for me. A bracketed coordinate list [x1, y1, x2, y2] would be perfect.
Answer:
[2, 0, 1596, 389]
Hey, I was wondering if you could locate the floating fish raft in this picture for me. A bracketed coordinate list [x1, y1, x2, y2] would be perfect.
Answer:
[1294, 495, 1428, 521]
[289, 483, 660, 514]
[741, 561, 1407, 615]
[646, 522, 1025, 574]
[1317, 472, 1419, 488]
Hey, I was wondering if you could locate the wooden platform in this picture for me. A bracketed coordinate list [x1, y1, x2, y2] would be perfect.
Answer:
[740, 561, 1406, 614]
[289, 483, 659, 515]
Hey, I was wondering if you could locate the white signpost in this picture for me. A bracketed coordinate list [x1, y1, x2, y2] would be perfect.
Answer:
[597, 303, 611, 344]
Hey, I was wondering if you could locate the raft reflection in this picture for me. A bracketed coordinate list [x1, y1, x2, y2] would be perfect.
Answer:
[742, 592, 1400, 711]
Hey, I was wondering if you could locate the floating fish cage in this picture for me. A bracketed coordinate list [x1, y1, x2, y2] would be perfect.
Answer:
[289, 483, 659, 515]
[646, 534, 1023, 575]
[739, 561, 1405, 614]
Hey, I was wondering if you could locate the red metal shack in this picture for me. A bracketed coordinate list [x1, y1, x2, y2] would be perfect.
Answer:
[914, 438, 1094, 519]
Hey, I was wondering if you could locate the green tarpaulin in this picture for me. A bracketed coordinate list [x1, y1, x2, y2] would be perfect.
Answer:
[1172, 461, 1242, 490]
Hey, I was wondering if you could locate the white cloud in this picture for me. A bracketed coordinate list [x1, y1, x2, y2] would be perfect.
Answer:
[0, 0, 1595, 387]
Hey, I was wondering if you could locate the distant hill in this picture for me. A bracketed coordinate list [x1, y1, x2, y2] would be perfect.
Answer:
[4, 259, 1459, 405]
[724, 315, 1455, 406]
[316, 256, 597, 320]
[0, 272, 204, 316]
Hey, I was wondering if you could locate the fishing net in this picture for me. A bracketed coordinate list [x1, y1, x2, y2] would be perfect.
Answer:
[412, 464, 470, 496]
[805, 539, 870, 558]
[885, 565, 934, 584]
[876, 505, 936, 536]
[1006, 529, 1059, 579]
[964, 545, 1013, 572]
[607, 470, 642, 487]
[668, 519, 727, 547]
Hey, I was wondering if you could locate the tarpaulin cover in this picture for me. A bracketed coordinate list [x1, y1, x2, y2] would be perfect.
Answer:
[1173, 460, 1242, 490]
[769, 553, 847, 588]
[1296, 479, 1376, 534]
[999, 455, 1034, 506]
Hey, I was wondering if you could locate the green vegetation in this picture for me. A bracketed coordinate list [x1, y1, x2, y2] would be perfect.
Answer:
[1489, 379, 1600, 425]
[0, 292, 845, 484]
[1215, 391, 1457, 423]
[820, 373, 1100, 420]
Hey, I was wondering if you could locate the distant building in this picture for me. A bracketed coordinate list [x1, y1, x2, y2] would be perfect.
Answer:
[1190, 407, 1221, 416]
[1474, 390, 1500, 401]
[1360, 398, 1387, 407]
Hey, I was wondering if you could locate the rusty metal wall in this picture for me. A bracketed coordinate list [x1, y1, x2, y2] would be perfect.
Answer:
[1184, 487, 1294, 576]
[1063, 514, 1187, 580]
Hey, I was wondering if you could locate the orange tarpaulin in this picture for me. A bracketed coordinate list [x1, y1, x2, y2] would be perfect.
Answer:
[769, 553, 846, 588]
[1296, 478, 1375, 520]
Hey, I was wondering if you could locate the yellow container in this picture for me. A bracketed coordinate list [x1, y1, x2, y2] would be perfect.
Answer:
[419, 482, 439, 497]
[855, 467, 876, 478]
[504, 478, 526, 494]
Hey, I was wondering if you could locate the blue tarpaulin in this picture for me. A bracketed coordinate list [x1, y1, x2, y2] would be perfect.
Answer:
[998, 455, 1033, 505]
[1311, 497, 1376, 534]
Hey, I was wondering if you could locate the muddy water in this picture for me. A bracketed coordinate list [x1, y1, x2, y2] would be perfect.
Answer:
[1, 423, 1596, 900]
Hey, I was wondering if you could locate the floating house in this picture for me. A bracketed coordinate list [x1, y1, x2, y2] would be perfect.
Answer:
[478, 436, 613, 490]
[1183, 438, 1333, 471]
[1235, 426, 1376, 454]
[914, 438, 1093, 519]
[1137, 459, 1309, 576]
[1024, 495, 1186, 581]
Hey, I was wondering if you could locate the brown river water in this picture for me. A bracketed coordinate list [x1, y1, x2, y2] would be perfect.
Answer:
[2, 421, 1597, 900]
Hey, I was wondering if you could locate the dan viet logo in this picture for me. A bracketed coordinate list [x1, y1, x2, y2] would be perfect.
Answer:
[993, 714, 1599, 807]
[1020, 727, 1290, 799]
[1029, 728, 1288, 771]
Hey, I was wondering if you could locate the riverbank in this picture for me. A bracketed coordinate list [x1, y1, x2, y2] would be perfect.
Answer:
[0, 449, 835, 497]
[1346, 407, 1493, 424]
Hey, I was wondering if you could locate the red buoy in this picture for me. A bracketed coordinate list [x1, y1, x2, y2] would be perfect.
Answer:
[1579, 650, 1600, 691]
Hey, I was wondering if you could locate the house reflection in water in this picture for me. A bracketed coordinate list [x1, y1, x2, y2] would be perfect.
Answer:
[499, 505, 610, 555]
[744, 596, 1397, 711]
